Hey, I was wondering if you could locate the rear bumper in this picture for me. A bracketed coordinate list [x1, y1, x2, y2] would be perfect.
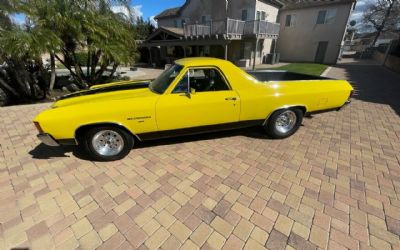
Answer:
[337, 100, 351, 111]
[37, 133, 59, 147]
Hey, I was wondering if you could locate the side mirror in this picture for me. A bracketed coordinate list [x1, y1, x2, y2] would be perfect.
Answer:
[190, 88, 196, 94]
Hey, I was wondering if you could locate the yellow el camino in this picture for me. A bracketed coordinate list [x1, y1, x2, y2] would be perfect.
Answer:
[34, 58, 353, 161]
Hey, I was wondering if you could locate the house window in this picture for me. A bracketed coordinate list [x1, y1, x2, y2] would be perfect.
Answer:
[201, 16, 206, 24]
[174, 20, 178, 27]
[181, 19, 186, 27]
[261, 11, 266, 21]
[167, 46, 174, 56]
[285, 14, 295, 27]
[317, 9, 336, 24]
[241, 9, 248, 21]
[256, 11, 261, 20]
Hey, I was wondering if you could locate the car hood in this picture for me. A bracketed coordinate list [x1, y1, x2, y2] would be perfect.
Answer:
[53, 80, 157, 108]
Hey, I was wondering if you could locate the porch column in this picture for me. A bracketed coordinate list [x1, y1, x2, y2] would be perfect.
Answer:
[224, 44, 228, 60]
[183, 46, 187, 58]
[272, 38, 277, 54]
[148, 46, 153, 65]
[252, 38, 259, 70]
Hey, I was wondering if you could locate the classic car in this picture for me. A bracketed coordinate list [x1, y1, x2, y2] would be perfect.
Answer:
[34, 58, 353, 161]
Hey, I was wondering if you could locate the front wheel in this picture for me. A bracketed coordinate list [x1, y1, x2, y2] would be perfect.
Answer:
[264, 108, 303, 139]
[83, 126, 134, 161]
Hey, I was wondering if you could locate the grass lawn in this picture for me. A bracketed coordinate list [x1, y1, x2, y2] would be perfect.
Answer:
[274, 63, 328, 76]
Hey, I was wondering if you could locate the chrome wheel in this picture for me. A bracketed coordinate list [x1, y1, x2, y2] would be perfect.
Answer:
[91, 130, 124, 156]
[275, 110, 297, 134]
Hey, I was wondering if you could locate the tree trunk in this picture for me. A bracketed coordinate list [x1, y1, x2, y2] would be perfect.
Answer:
[49, 51, 56, 91]
[55, 54, 87, 89]
[93, 62, 108, 84]
[109, 63, 119, 79]
[90, 50, 102, 84]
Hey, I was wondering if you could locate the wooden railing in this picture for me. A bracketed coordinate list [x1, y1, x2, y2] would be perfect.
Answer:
[184, 18, 280, 38]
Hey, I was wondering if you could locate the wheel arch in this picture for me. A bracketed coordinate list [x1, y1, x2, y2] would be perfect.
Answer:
[74, 122, 141, 144]
[263, 105, 307, 126]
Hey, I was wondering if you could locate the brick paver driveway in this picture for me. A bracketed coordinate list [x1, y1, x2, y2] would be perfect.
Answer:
[0, 63, 399, 250]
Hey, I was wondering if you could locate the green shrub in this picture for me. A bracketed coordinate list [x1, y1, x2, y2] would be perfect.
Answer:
[75, 52, 88, 67]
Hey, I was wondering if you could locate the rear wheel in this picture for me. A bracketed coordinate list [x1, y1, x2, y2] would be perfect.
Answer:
[83, 126, 133, 161]
[264, 108, 303, 139]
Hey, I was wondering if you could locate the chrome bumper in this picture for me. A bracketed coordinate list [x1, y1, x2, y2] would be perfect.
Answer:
[337, 100, 351, 111]
[37, 133, 59, 147]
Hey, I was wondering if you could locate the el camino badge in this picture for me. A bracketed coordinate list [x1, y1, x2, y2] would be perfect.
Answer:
[127, 116, 151, 121]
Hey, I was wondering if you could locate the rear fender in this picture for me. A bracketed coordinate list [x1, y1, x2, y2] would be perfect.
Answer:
[263, 105, 307, 126]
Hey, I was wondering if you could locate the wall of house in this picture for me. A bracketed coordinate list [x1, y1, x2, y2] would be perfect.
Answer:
[255, 0, 279, 22]
[276, 3, 354, 64]
[373, 51, 400, 73]
[155, 0, 280, 66]
[157, 18, 176, 28]
[227, 0, 256, 20]
[157, 0, 278, 27]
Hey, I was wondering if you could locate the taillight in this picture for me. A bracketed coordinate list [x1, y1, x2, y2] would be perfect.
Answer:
[34, 122, 43, 133]
[349, 90, 354, 98]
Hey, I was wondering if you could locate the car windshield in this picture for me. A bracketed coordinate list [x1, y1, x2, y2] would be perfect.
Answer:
[149, 64, 183, 94]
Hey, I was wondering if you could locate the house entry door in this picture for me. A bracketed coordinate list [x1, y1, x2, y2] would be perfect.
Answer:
[315, 41, 328, 63]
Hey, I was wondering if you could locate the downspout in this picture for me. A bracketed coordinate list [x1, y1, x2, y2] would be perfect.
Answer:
[336, 2, 356, 64]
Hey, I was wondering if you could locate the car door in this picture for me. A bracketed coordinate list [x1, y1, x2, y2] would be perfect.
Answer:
[155, 67, 240, 131]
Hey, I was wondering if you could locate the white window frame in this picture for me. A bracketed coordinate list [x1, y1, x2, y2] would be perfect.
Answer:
[285, 14, 296, 27]
[317, 9, 337, 24]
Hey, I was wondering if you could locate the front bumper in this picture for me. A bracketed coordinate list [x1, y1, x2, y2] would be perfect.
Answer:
[37, 133, 59, 147]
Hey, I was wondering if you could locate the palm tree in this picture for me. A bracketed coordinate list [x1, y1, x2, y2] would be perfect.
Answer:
[2, 0, 138, 89]
[0, 0, 55, 105]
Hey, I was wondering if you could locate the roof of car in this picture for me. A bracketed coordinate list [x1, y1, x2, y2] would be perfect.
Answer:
[175, 57, 232, 67]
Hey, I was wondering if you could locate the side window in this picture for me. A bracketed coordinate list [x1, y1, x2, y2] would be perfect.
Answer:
[285, 14, 295, 27]
[317, 9, 336, 24]
[173, 68, 230, 93]
[325, 9, 336, 24]
[241, 9, 248, 21]
[317, 10, 327, 24]
[261, 11, 266, 21]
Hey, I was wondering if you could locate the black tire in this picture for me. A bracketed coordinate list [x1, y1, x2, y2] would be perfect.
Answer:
[82, 126, 134, 161]
[0, 87, 10, 107]
[264, 108, 303, 139]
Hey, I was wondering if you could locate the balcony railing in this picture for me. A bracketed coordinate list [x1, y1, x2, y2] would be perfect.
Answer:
[184, 18, 280, 39]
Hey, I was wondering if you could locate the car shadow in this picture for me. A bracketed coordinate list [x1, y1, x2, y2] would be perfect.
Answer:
[29, 143, 92, 160]
[29, 126, 274, 161]
[135, 126, 272, 149]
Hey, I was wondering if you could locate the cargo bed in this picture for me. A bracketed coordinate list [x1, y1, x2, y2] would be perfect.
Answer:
[246, 70, 330, 82]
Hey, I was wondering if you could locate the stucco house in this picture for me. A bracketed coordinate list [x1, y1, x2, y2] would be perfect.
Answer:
[140, 0, 282, 67]
[277, 0, 356, 64]
[141, 0, 356, 66]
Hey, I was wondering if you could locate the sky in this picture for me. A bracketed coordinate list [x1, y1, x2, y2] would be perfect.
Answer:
[350, 0, 373, 31]
[130, 0, 185, 23]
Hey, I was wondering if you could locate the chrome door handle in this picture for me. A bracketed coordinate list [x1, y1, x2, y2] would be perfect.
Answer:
[225, 97, 237, 101]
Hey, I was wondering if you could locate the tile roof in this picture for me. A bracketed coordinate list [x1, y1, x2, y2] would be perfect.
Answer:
[154, 7, 181, 19]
